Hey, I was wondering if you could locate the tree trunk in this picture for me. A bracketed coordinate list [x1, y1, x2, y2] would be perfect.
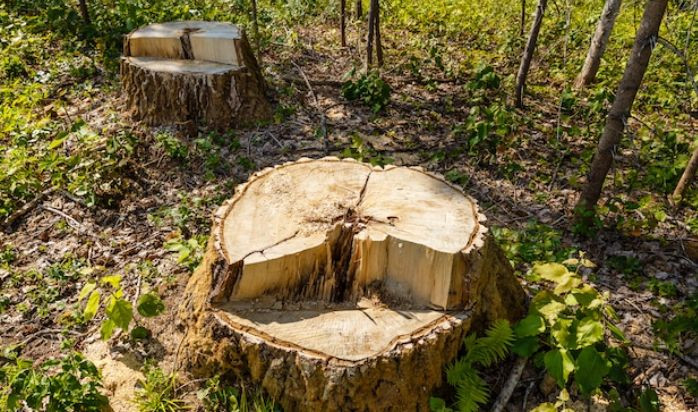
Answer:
[521, 0, 526, 36]
[374, 0, 383, 66]
[250, 0, 260, 52]
[178, 157, 527, 411]
[515, 0, 547, 108]
[575, 0, 623, 89]
[340, 0, 347, 47]
[672, 146, 698, 205]
[366, 0, 375, 67]
[121, 21, 271, 130]
[356, 0, 363, 19]
[576, 0, 669, 215]
[78, 0, 90, 25]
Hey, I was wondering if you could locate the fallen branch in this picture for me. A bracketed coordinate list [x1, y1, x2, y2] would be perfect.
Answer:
[291, 61, 329, 154]
[2, 188, 55, 231]
[631, 341, 698, 370]
[490, 357, 528, 412]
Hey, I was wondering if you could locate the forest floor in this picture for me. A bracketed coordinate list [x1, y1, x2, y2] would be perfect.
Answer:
[1, 2, 698, 411]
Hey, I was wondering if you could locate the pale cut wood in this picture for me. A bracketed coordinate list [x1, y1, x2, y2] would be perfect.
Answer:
[178, 158, 527, 411]
[121, 21, 270, 129]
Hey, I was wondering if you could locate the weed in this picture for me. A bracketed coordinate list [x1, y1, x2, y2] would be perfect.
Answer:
[341, 70, 391, 113]
[134, 363, 186, 412]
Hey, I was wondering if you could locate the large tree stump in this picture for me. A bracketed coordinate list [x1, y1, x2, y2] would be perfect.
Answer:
[179, 157, 526, 411]
[121, 21, 271, 129]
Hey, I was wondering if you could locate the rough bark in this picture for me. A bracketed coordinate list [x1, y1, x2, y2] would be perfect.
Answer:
[575, 0, 623, 89]
[576, 0, 669, 214]
[374, 0, 383, 66]
[177, 157, 527, 411]
[366, 0, 375, 67]
[356, 0, 363, 19]
[250, 0, 260, 52]
[672, 146, 698, 205]
[515, 0, 547, 108]
[521, 0, 526, 36]
[121, 22, 270, 130]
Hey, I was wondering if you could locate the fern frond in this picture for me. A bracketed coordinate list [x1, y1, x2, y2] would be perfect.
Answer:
[455, 368, 489, 412]
[464, 319, 513, 367]
[446, 357, 470, 386]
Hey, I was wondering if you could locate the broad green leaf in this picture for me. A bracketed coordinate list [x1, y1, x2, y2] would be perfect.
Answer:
[428, 397, 449, 412]
[100, 319, 115, 340]
[574, 317, 604, 348]
[575, 347, 610, 394]
[571, 285, 602, 308]
[130, 326, 151, 340]
[553, 275, 581, 295]
[531, 403, 556, 412]
[512, 336, 540, 357]
[514, 313, 546, 337]
[100, 274, 122, 289]
[538, 300, 567, 323]
[83, 290, 100, 320]
[78, 282, 97, 301]
[106, 298, 132, 330]
[544, 349, 574, 387]
[136, 293, 165, 318]
[48, 137, 66, 150]
[638, 388, 660, 412]
[607, 322, 628, 343]
[534, 263, 569, 283]
[551, 318, 574, 347]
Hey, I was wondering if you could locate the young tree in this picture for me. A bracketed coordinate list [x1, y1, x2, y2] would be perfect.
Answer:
[251, 0, 260, 51]
[672, 146, 698, 205]
[576, 0, 669, 216]
[515, 0, 547, 108]
[575, 0, 623, 88]
[520, 0, 526, 36]
[366, 0, 383, 67]
[78, 0, 90, 25]
[356, 0, 363, 19]
[341, 0, 347, 47]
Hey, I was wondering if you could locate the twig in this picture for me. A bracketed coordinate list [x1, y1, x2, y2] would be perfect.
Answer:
[631, 341, 698, 370]
[522, 380, 535, 411]
[291, 61, 329, 154]
[490, 357, 528, 412]
[2, 188, 55, 231]
[42, 205, 83, 230]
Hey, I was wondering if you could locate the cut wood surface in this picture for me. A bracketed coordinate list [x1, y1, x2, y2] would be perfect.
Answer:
[121, 21, 270, 129]
[179, 157, 526, 411]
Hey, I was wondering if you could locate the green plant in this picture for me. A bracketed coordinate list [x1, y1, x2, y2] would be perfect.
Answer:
[164, 234, 206, 271]
[652, 293, 698, 354]
[78, 274, 165, 340]
[155, 131, 189, 161]
[511, 259, 631, 397]
[0, 351, 108, 411]
[466, 64, 500, 90]
[133, 363, 186, 412]
[430, 319, 513, 412]
[341, 70, 391, 113]
[340, 135, 394, 166]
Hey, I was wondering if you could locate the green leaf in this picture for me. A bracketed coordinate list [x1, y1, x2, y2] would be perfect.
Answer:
[638, 388, 660, 412]
[83, 290, 101, 320]
[607, 322, 628, 343]
[574, 317, 604, 348]
[534, 263, 569, 283]
[428, 397, 449, 412]
[553, 274, 581, 295]
[100, 274, 122, 289]
[551, 318, 574, 348]
[575, 347, 610, 395]
[78, 282, 97, 301]
[544, 349, 574, 387]
[531, 403, 556, 412]
[100, 319, 115, 340]
[106, 298, 132, 330]
[514, 314, 546, 337]
[130, 326, 151, 340]
[512, 336, 540, 357]
[136, 293, 165, 318]
[538, 300, 567, 323]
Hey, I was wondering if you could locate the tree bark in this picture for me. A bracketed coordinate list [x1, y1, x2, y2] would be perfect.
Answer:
[672, 146, 698, 205]
[515, 0, 547, 108]
[356, 0, 363, 19]
[178, 157, 527, 411]
[576, 0, 669, 215]
[374, 0, 383, 66]
[78, 0, 90, 25]
[575, 0, 623, 89]
[521, 0, 526, 36]
[250, 0, 260, 52]
[366, 0, 375, 67]
[341, 0, 347, 47]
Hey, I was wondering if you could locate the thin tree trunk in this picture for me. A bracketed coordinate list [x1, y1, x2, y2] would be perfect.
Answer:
[251, 0, 260, 52]
[515, 0, 547, 108]
[374, 0, 383, 66]
[576, 0, 669, 215]
[521, 0, 526, 36]
[341, 0, 347, 47]
[366, 0, 375, 67]
[356, 0, 363, 19]
[78, 0, 90, 25]
[575, 0, 623, 89]
[672, 146, 698, 205]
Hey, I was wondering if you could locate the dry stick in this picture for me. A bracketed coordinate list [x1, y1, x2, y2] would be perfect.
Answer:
[672, 146, 698, 205]
[291, 61, 329, 154]
[490, 357, 528, 412]
[2, 188, 55, 231]
[576, 0, 669, 215]
[515, 0, 548, 108]
[631, 341, 698, 370]
[341, 0, 347, 47]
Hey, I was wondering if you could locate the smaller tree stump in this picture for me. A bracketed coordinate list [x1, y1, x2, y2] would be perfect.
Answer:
[178, 158, 527, 411]
[121, 21, 270, 129]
